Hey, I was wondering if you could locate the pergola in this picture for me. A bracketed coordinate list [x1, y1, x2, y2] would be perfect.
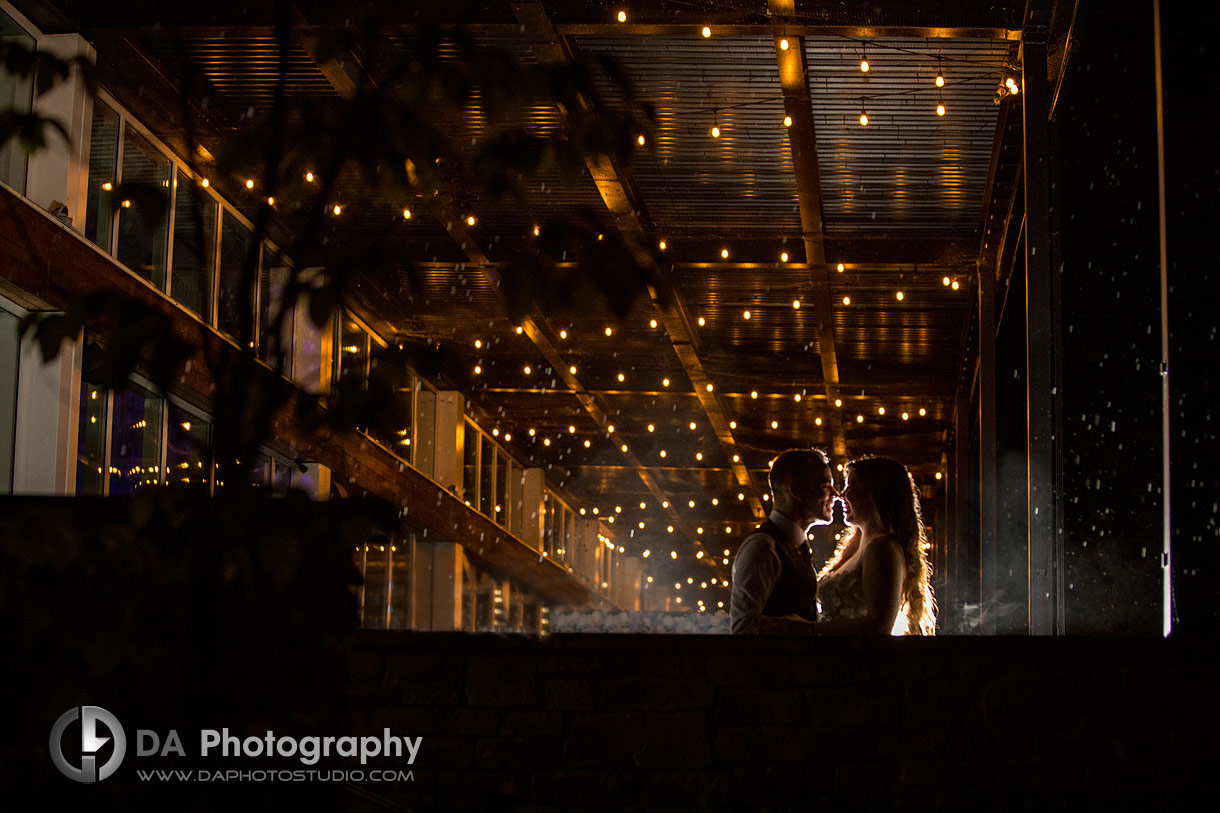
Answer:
[12, 0, 1099, 631]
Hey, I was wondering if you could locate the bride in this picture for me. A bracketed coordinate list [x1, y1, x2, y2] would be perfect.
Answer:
[814, 456, 937, 635]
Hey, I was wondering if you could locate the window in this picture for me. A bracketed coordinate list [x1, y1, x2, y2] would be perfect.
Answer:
[0, 9, 34, 192]
[0, 308, 19, 493]
[107, 383, 164, 497]
[165, 405, 211, 486]
[335, 316, 370, 388]
[84, 100, 119, 251]
[171, 170, 217, 320]
[259, 245, 294, 374]
[76, 380, 109, 495]
[116, 128, 171, 287]
[217, 211, 256, 341]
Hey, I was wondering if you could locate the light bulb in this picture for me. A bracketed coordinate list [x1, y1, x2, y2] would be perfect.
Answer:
[721, 248, 729, 259]
[860, 58, 869, 72]
[937, 103, 946, 117]
[659, 240, 667, 250]
[942, 276, 951, 286]
[779, 38, 789, 50]
[711, 125, 720, 138]
[245, 179, 254, 189]
[743, 310, 751, 320]
[896, 291, 904, 301]
[837, 262, 845, 272]
[781, 251, 789, 262]
[618, 11, 627, 23]
[466, 215, 476, 226]
[403, 208, 411, 219]
[951, 280, 960, 290]
[332, 204, 342, 215]
[637, 134, 645, 145]
[783, 115, 792, 128]
[793, 300, 800, 308]
[843, 296, 851, 305]
[702, 26, 711, 38]
[936, 72, 945, 88]
[859, 112, 869, 126]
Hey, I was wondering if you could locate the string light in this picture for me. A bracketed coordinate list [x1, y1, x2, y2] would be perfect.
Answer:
[332, 204, 342, 215]
[466, 215, 476, 226]
[835, 399, 842, 407]
[920, 408, 927, 416]
[200, 179, 209, 188]
[860, 43, 870, 72]
[815, 417, 822, 426]
[859, 100, 869, 127]
[783, 115, 792, 128]
[792, 300, 800, 308]
[559, 329, 567, 339]
[902, 412, 910, 420]
[843, 295, 851, 305]
[698, 317, 706, 326]
[896, 291, 904, 301]
[936, 99, 946, 117]
[403, 208, 411, 219]
[524, 365, 532, 374]
[617, 372, 625, 382]
[516, 326, 524, 334]
[662, 378, 670, 387]
[245, 179, 254, 189]
[943, 276, 951, 286]
[743, 310, 751, 320]
[878, 407, 885, 415]
[305, 171, 314, 182]
[837, 262, 845, 272]
[779, 38, 789, 50]
[605, 327, 613, 337]
[659, 240, 667, 250]
[951, 280, 961, 290]
[702, 26, 711, 38]
[637, 134, 646, 145]
[721, 248, 729, 259]
[618, 11, 627, 23]
[569, 365, 576, 374]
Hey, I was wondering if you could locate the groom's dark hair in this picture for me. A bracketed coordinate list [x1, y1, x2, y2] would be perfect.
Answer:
[768, 448, 831, 502]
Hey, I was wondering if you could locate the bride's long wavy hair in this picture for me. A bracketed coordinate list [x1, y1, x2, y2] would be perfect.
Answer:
[819, 456, 937, 635]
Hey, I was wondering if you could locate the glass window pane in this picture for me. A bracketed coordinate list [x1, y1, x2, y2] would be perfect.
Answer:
[0, 11, 34, 192]
[463, 421, 478, 505]
[259, 244, 294, 374]
[76, 382, 108, 495]
[388, 534, 412, 630]
[116, 128, 171, 287]
[171, 171, 217, 320]
[165, 406, 210, 487]
[335, 316, 369, 388]
[84, 100, 120, 252]
[0, 310, 18, 494]
[363, 542, 388, 629]
[218, 211, 256, 341]
[479, 437, 494, 517]
[496, 452, 509, 527]
[108, 384, 163, 496]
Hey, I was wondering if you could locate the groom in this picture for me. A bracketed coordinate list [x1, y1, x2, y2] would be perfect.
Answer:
[729, 448, 838, 634]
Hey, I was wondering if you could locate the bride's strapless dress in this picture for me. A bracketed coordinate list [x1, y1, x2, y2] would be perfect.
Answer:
[817, 565, 868, 621]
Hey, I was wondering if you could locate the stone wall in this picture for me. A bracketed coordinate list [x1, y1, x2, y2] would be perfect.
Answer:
[345, 631, 1215, 810]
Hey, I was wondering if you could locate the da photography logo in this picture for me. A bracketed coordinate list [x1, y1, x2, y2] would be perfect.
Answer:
[50, 706, 127, 783]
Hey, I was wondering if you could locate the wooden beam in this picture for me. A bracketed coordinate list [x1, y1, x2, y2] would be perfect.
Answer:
[769, 0, 847, 462]
[512, 0, 767, 521]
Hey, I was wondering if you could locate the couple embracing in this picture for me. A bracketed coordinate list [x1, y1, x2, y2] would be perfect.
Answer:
[728, 449, 936, 635]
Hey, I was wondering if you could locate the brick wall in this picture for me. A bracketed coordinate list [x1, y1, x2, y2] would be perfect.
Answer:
[345, 631, 1215, 810]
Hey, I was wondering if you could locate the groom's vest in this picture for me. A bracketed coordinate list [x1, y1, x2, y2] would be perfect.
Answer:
[756, 520, 819, 622]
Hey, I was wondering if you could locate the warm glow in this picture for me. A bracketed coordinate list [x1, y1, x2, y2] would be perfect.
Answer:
[951, 280, 960, 290]
[702, 26, 711, 38]
[792, 300, 800, 309]
[559, 329, 567, 339]
[721, 248, 729, 259]
[659, 240, 667, 250]
[516, 326, 524, 334]
[245, 179, 254, 189]
[650, 319, 657, 328]
[605, 327, 613, 337]
[662, 378, 670, 387]
[466, 215, 476, 226]
[305, 171, 314, 182]
[102, 182, 112, 190]
[937, 103, 946, 117]
[837, 262, 845, 272]
[403, 208, 411, 219]
[920, 408, 927, 416]
[835, 398, 842, 407]
[902, 412, 910, 420]
[743, 310, 751, 320]
[569, 365, 576, 374]
[750, 391, 758, 399]
[332, 204, 342, 215]
[943, 276, 951, 286]
[659, 450, 666, 458]
[783, 115, 792, 128]
[698, 317, 706, 326]
[936, 72, 945, 88]
[815, 417, 822, 426]
[859, 112, 869, 126]
[857, 415, 864, 423]
[896, 291, 904, 301]
[647, 424, 655, 432]
[860, 58, 869, 72]
[637, 134, 646, 145]
[711, 125, 720, 138]
[618, 11, 627, 23]
[771, 421, 778, 429]
[524, 366, 532, 374]
[936, 471, 943, 480]
[843, 295, 851, 305]
[200, 179, 209, 188]
[705, 383, 713, 392]
[617, 372, 625, 382]
[779, 38, 789, 50]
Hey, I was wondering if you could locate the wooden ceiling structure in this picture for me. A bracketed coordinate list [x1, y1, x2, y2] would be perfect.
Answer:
[16, 0, 1078, 584]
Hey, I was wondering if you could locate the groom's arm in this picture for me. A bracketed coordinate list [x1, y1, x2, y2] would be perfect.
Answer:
[729, 534, 782, 633]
